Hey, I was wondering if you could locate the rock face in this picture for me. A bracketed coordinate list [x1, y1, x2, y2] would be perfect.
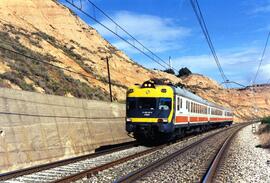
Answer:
[0, 0, 269, 122]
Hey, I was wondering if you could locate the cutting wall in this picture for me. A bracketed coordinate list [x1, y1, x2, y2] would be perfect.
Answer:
[0, 88, 132, 173]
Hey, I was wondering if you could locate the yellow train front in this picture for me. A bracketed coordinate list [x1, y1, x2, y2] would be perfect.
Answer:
[126, 81, 175, 141]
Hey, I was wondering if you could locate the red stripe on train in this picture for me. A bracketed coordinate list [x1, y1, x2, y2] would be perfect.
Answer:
[176, 116, 189, 123]
[175, 116, 233, 123]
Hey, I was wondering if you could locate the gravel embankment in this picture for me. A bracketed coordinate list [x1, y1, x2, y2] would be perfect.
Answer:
[3, 146, 150, 183]
[138, 128, 237, 183]
[215, 123, 270, 183]
[81, 127, 228, 183]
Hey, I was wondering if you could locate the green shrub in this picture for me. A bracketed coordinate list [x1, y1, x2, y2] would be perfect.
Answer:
[163, 68, 175, 75]
[178, 67, 192, 77]
[261, 116, 270, 124]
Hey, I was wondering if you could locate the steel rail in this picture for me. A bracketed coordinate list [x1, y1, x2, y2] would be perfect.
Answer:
[201, 124, 247, 183]
[116, 124, 246, 183]
[50, 126, 221, 182]
[52, 144, 168, 183]
[0, 141, 136, 181]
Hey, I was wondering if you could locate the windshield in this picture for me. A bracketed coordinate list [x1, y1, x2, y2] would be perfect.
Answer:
[127, 97, 172, 118]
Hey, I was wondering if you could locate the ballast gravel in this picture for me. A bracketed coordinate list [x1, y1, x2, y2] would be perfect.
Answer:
[81, 127, 227, 183]
[138, 128, 238, 183]
[2, 146, 149, 183]
[215, 123, 270, 183]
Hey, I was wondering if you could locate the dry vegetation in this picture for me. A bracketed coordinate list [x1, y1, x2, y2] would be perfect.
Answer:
[256, 117, 270, 149]
[256, 124, 270, 149]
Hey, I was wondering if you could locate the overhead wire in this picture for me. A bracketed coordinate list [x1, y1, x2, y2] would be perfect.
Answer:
[252, 31, 270, 84]
[64, 0, 176, 72]
[250, 31, 270, 116]
[189, 0, 229, 88]
[86, 0, 175, 71]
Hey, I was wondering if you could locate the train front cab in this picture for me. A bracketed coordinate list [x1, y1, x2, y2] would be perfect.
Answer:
[126, 81, 175, 141]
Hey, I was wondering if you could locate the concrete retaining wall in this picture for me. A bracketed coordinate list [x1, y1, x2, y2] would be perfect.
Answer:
[0, 88, 132, 173]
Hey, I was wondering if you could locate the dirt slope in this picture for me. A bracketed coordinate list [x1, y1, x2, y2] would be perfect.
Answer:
[0, 0, 269, 122]
[0, 0, 181, 101]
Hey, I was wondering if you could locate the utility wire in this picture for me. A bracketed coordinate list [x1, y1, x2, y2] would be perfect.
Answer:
[86, 0, 175, 71]
[220, 81, 246, 88]
[64, 0, 175, 71]
[251, 31, 270, 115]
[253, 31, 270, 84]
[189, 0, 228, 88]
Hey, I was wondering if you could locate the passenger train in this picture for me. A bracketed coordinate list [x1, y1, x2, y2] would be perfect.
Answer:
[126, 80, 233, 142]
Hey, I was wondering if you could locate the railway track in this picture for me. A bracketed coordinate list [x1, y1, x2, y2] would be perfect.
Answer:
[51, 126, 233, 183]
[0, 141, 139, 182]
[201, 125, 242, 183]
[116, 123, 249, 183]
[1, 124, 248, 183]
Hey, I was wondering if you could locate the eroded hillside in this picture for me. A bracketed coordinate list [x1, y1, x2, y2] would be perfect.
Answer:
[0, 0, 181, 101]
[0, 0, 269, 122]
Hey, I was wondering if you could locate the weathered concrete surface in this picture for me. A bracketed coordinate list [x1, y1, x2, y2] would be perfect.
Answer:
[0, 88, 132, 173]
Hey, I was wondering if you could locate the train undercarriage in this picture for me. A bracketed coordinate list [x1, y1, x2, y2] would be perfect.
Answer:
[128, 121, 233, 144]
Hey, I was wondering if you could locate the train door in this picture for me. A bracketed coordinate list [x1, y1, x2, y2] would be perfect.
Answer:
[175, 95, 188, 124]
[207, 107, 211, 122]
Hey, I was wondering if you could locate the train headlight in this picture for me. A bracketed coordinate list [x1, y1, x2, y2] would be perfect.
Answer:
[126, 118, 132, 122]
[158, 118, 168, 122]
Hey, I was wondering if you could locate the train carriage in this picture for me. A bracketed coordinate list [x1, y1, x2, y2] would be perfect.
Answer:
[126, 81, 233, 142]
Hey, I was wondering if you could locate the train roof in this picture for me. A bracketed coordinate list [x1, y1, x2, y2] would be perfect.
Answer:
[131, 81, 231, 112]
[172, 85, 231, 111]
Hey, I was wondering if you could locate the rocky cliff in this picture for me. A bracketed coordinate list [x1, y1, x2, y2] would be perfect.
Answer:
[0, 0, 269, 122]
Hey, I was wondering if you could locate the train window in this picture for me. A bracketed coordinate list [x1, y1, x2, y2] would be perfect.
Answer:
[159, 98, 172, 110]
[180, 98, 182, 108]
[137, 98, 157, 110]
[177, 97, 180, 111]
[127, 98, 136, 111]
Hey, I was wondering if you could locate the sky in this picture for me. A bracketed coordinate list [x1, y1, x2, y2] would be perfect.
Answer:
[59, 0, 270, 87]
